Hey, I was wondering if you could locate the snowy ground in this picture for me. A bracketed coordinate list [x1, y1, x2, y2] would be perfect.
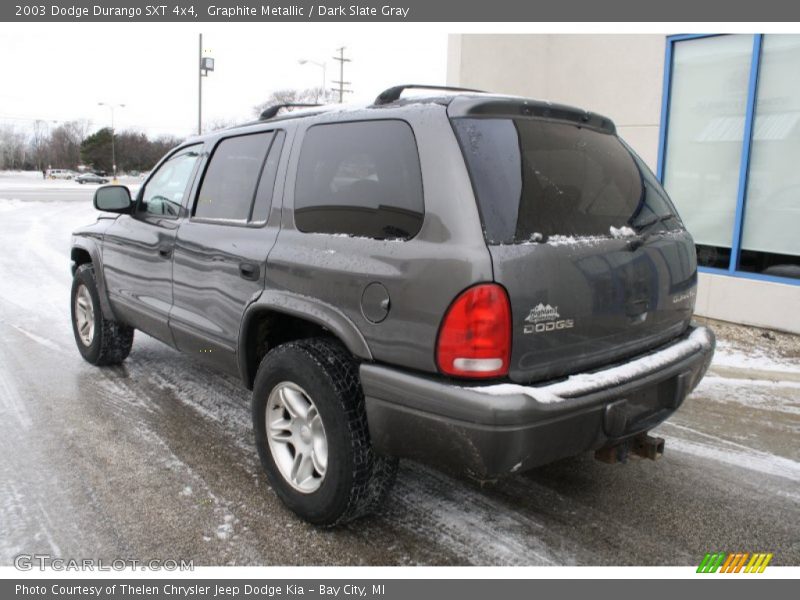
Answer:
[0, 172, 798, 566]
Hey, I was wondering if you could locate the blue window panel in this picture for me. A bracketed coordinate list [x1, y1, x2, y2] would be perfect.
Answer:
[658, 33, 799, 286]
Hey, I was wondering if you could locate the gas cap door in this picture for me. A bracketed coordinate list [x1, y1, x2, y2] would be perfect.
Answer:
[361, 282, 390, 323]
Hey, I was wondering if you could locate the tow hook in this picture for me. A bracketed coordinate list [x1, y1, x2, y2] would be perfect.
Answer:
[594, 433, 665, 464]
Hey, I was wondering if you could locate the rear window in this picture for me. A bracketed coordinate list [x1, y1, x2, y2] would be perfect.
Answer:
[452, 118, 679, 244]
[294, 120, 424, 240]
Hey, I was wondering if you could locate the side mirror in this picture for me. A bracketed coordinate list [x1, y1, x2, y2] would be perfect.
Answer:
[94, 185, 132, 213]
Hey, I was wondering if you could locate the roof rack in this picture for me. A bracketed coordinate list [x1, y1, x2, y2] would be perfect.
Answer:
[374, 84, 487, 106]
[259, 103, 323, 120]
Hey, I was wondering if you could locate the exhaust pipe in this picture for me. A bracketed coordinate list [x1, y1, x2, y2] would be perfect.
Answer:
[595, 433, 665, 464]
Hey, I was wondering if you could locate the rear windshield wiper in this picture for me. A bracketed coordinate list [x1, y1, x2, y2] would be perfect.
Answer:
[632, 213, 678, 237]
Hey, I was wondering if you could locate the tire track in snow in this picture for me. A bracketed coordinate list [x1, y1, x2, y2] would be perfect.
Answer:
[0, 342, 32, 429]
[659, 422, 800, 483]
[381, 464, 568, 566]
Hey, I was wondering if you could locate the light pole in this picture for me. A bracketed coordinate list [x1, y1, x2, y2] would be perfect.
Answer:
[198, 33, 215, 135]
[298, 59, 327, 102]
[98, 102, 125, 181]
[332, 47, 352, 104]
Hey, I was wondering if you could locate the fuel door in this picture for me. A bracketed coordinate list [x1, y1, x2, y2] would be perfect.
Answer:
[361, 282, 390, 324]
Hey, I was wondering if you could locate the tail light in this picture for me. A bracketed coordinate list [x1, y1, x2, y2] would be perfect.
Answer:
[436, 283, 511, 378]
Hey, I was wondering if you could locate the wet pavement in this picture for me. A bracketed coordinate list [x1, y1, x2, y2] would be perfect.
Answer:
[1, 175, 798, 566]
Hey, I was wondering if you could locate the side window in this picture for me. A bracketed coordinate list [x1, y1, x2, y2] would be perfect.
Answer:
[141, 145, 202, 218]
[251, 131, 286, 223]
[294, 120, 424, 240]
[194, 132, 275, 222]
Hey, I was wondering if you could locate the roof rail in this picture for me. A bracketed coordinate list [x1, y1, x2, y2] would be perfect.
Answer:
[259, 103, 323, 120]
[374, 84, 487, 106]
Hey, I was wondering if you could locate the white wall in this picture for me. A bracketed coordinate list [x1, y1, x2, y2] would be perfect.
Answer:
[447, 34, 666, 170]
[695, 273, 800, 334]
[447, 34, 800, 334]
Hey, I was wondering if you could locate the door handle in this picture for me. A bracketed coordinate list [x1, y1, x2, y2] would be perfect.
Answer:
[158, 245, 172, 258]
[239, 262, 260, 281]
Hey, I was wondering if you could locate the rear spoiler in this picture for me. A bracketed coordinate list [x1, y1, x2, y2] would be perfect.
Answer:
[446, 96, 616, 135]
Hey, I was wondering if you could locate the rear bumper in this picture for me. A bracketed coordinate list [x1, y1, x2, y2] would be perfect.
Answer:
[362, 325, 715, 478]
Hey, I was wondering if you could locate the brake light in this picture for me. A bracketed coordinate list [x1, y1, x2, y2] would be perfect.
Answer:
[436, 283, 511, 378]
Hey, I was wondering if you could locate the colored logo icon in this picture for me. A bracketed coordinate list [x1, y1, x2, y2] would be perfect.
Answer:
[697, 552, 773, 573]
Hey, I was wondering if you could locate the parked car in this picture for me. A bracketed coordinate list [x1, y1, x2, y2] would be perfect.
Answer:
[75, 173, 110, 184]
[70, 85, 715, 526]
[47, 169, 75, 180]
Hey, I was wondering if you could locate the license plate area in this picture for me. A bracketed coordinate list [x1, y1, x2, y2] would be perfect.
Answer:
[602, 376, 679, 438]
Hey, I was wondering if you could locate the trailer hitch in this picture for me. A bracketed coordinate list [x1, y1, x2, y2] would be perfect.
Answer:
[595, 433, 665, 464]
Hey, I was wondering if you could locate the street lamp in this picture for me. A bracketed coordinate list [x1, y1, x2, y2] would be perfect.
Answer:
[198, 33, 215, 135]
[98, 102, 125, 181]
[298, 59, 327, 102]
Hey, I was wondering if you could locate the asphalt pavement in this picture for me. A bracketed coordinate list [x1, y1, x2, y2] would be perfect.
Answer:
[1, 175, 798, 566]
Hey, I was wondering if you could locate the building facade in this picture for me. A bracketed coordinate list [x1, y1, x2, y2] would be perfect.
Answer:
[447, 34, 800, 333]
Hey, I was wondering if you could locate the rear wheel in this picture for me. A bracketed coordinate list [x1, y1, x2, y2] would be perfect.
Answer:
[252, 338, 398, 526]
[71, 264, 134, 365]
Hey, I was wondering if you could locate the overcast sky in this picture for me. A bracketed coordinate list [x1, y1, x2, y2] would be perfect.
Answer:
[0, 23, 448, 139]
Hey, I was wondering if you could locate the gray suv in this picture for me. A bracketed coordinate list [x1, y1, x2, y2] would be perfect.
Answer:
[70, 85, 715, 526]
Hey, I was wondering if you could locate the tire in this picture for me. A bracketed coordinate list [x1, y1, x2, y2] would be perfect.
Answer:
[252, 337, 398, 526]
[70, 264, 134, 366]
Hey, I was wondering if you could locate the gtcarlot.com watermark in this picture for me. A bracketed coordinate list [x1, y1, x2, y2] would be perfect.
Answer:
[14, 554, 194, 571]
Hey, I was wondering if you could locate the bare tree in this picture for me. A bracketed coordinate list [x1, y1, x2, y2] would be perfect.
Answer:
[48, 121, 88, 169]
[203, 118, 237, 132]
[0, 125, 28, 170]
[30, 120, 52, 171]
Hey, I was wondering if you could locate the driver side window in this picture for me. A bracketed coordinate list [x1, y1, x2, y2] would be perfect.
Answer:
[140, 145, 202, 218]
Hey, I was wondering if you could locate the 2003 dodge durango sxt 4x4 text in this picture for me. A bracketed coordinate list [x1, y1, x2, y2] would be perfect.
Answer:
[70, 85, 715, 526]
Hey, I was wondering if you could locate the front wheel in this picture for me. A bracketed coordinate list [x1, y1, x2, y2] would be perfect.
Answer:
[252, 338, 398, 526]
[71, 264, 134, 365]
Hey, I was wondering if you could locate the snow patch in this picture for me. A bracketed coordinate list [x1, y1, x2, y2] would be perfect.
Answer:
[667, 437, 800, 483]
[0, 198, 23, 210]
[546, 234, 608, 247]
[469, 327, 713, 403]
[325, 233, 404, 242]
[9, 324, 63, 352]
[692, 375, 800, 415]
[215, 514, 235, 540]
[388, 464, 569, 566]
[713, 340, 800, 375]
[609, 225, 636, 238]
[0, 359, 32, 429]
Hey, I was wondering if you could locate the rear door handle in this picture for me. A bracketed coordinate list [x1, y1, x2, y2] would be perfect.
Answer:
[158, 245, 172, 258]
[239, 262, 260, 281]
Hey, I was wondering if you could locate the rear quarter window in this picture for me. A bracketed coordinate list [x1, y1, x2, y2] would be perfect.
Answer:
[294, 120, 424, 240]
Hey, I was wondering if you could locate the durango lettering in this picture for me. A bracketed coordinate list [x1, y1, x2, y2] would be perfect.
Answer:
[93, 5, 142, 17]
